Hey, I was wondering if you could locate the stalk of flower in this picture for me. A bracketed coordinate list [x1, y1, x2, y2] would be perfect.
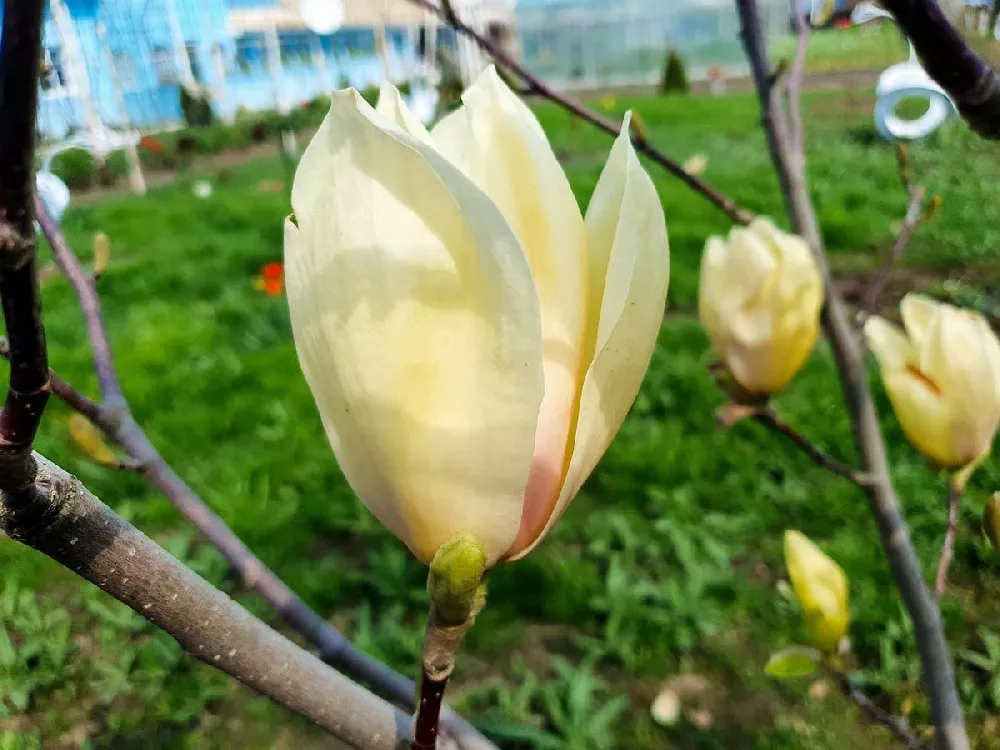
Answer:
[700, 218, 824, 401]
[284, 67, 670, 746]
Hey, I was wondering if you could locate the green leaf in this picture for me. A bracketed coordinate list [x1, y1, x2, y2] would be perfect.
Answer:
[764, 647, 821, 680]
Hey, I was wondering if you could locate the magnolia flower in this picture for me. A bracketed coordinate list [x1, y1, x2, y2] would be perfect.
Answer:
[784, 530, 849, 654]
[699, 218, 823, 396]
[284, 68, 670, 566]
[865, 294, 1000, 469]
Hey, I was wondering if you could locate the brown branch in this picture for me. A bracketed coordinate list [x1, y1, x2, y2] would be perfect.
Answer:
[861, 185, 928, 318]
[934, 481, 963, 598]
[412, 673, 449, 750]
[0, 0, 50, 493]
[29, 212, 493, 750]
[834, 671, 927, 750]
[408, 0, 752, 225]
[784, 0, 810, 156]
[751, 405, 869, 485]
[734, 2, 969, 748]
[881, 0, 1000, 140]
[0, 453, 410, 749]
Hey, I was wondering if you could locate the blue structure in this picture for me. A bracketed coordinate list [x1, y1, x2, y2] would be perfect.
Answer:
[21, 0, 449, 141]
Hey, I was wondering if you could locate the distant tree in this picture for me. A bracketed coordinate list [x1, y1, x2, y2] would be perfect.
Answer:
[661, 49, 689, 95]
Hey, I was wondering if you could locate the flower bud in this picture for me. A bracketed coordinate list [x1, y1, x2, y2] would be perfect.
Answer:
[865, 294, 1000, 469]
[784, 530, 849, 653]
[700, 218, 823, 396]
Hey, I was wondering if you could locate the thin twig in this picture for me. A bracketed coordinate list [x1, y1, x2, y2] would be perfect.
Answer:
[751, 405, 869, 485]
[412, 673, 450, 750]
[407, 0, 753, 225]
[0, 0, 50, 493]
[784, 0, 810, 156]
[934, 481, 963, 598]
[834, 671, 927, 750]
[881, 0, 1000, 140]
[28, 212, 493, 750]
[861, 185, 928, 318]
[0, 454, 410, 749]
[734, 2, 969, 748]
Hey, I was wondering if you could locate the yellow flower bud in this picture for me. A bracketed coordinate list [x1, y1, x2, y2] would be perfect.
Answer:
[93, 232, 110, 277]
[784, 530, 849, 654]
[285, 68, 670, 566]
[427, 533, 487, 626]
[68, 414, 117, 467]
[699, 218, 823, 396]
[985, 493, 1000, 555]
[865, 294, 1000, 469]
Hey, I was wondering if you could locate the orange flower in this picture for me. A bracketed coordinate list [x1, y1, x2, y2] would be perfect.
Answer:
[254, 261, 285, 296]
[139, 135, 165, 155]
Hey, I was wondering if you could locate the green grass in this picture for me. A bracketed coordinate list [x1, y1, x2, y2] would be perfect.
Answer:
[770, 23, 1000, 75]
[2, 89, 1000, 748]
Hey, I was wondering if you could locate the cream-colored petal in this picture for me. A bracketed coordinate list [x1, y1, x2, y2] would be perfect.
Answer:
[508, 120, 669, 559]
[431, 105, 472, 171]
[447, 66, 589, 558]
[881, 366, 963, 467]
[900, 293, 939, 351]
[287, 89, 544, 565]
[864, 316, 913, 370]
[375, 80, 433, 145]
[920, 306, 1000, 462]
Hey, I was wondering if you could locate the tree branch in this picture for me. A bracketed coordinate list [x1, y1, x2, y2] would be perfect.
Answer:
[881, 0, 1000, 140]
[750, 405, 869, 485]
[408, 0, 752, 225]
[0, 0, 50, 493]
[29, 210, 493, 750]
[834, 671, 927, 750]
[934, 481, 963, 598]
[0, 453, 410, 750]
[734, 2, 969, 748]
[861, 184, 928, 319]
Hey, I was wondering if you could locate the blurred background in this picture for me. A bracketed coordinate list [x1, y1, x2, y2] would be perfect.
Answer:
[2, 1, 1000, 749]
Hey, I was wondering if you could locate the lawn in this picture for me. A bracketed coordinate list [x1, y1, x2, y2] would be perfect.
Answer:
[2, 88, 1000, 749]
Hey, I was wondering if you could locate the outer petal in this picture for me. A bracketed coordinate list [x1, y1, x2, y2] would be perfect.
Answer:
[375, 80, 433, 145]
[287, 90, 544, 565]
[507, 119, 670, 559]
[921, 306, 1000, 462]
[864, 316, 913, 370]
[882, 365, 962, 467]
[900, 293, 939, 351]
[440, 66, 590, 557]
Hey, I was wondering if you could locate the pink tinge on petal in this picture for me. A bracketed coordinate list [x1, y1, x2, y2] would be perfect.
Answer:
[504, 388, 576, 558]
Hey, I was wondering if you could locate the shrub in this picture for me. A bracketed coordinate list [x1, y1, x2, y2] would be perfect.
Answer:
[179, 85, 214, 127]
[49, 147, 97, 189]
[97, 150, 130, 186]
[661, 49, 689, 95]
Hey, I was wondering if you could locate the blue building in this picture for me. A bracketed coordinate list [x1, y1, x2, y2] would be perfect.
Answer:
[22, 0, 458, 141]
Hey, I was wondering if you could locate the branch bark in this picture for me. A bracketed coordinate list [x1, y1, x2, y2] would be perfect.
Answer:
[0, 0, 50, 493]
[734, 2, 968, 748]
[407, 0, 752, 225]
[881, 0, 1000, 139]
[30, 206, 493, 750]
[834, 671, 927, 750]
[0, 453, 410, 750]
[934, 481, 963, 598]
[861, 185, 928, 319]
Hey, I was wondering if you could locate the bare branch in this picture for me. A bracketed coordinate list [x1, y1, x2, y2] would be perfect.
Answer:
[881, 0, 1000, 140]
[834, 671, 927, 750]
[27, 219, 494, 749]
[861, 185, 928, 319]
[0, 0, 50, 492]
[0, 453, 410, 750]
[734, 2, 969, 747]
[408, 0, 753, 225]
[784, 0, 810, 155]
[750, 405, 870, 486]
[934, 481, 963, 598]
